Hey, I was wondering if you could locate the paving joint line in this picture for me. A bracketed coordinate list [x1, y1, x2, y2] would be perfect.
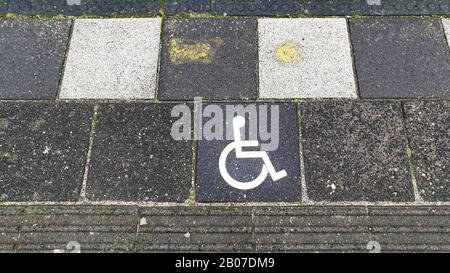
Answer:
[2, 97, 450, 104]
[55, 18, 75, 100]
[250, 208, 256, 251]
[346, 17, 362, 99]
[255, 18, 260, 100]
[188, 140, 198, 206]
[154, 17, 164, 101]
[11, 207, 26, 253]
[2, 200, 450, 207]
[1, 14, 449, 20]
[400, 102, 424, 203]
[365, 206, 374, 244]
[297, 102, 310, 204]
[188, 98, 200, 205]
[135, 206, 143, 252]
[78, 104, 100, 202]
[159, 0, 165, 17]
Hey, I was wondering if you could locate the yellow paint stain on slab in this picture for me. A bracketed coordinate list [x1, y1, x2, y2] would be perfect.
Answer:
[275, 42, 301, 64]
[170, 38, 223, 64]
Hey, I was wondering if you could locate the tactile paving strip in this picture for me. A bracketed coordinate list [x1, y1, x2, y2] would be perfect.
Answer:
[0, 0, 160, 16]
[1, 0, 449, 16]
[1, 206, 449, 253]
[164, 0, 450, 16]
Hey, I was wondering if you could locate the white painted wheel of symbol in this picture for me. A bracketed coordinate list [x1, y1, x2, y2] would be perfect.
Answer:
[66, 0, 81, 5]
[366, 241, 381, 253]
[366, 0, 382, 6]
[219, 142, 270, 190]
[218, 116, 287, 191]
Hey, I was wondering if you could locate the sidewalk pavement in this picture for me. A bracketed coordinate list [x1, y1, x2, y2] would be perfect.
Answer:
[1, 17, 449, 204]
[0, 5, 449, 252]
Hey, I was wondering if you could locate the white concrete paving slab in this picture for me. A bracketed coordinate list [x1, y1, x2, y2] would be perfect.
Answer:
[443, 19, 450, 46]
[60, 18, 161, 99]
[258, 18, 357, 99]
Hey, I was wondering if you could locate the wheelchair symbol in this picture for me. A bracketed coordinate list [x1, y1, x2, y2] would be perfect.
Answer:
[219, 116, 287, 190]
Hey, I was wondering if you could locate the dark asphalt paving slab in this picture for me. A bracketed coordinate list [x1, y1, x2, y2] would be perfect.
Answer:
[0, 102, 93, 201]
[196, 103, 301, 203]
[159, 18, 258, 100]
[0, 19, 71, 100]
[300, 101, 414, 202]
[404, 101, 450, 201]
[350, 18, 450, 98]
[86, 103, 193, 202]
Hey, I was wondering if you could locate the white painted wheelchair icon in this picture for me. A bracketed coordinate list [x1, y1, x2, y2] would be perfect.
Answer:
[219, 116, 287, 190]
